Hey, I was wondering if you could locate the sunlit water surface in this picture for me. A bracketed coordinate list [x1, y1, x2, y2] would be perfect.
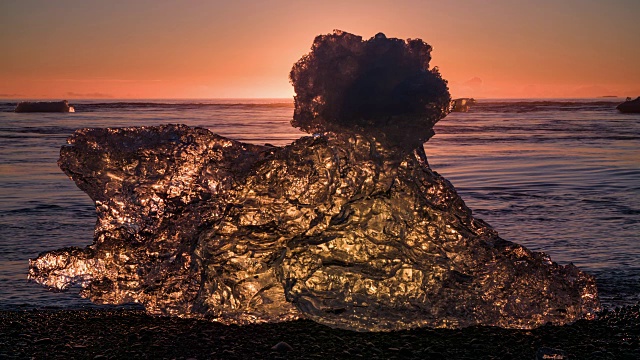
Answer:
[0, 99, 638, 310]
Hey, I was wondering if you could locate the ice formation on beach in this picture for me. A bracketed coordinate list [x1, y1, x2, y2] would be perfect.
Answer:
[29, 31, 600, 331]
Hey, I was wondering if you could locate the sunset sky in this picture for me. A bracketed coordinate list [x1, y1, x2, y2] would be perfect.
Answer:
[1, 0, 639, 99]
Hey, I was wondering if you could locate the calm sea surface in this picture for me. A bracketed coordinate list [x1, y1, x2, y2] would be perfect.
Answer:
[0, 99, 638, 310]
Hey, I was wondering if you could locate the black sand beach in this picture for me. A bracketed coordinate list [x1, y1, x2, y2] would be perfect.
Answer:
[1, 306, 638, 359]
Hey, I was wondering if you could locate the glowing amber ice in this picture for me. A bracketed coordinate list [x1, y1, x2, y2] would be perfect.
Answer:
[29, 31, 599, 331]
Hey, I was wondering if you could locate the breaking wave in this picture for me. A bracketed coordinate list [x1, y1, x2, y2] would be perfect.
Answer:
[2, 99, 628, 114]
[473, 100, 621, 113]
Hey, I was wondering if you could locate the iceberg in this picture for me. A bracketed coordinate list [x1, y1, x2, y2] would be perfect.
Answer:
[450, 98, 477, 112]
[617, 97, 640, 113]
[29, 31, 599, 331]
[15, 100, 75, 113]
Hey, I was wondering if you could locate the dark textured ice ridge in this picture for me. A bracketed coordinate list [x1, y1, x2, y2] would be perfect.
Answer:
[29, 31, 600, 331]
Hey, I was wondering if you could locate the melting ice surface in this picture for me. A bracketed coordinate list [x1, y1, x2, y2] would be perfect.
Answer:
[23, 32, 608, 331]
[27, 124, 600, 331]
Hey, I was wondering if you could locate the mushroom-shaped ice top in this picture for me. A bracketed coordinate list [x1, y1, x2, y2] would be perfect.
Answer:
[290, 30, 451, 151]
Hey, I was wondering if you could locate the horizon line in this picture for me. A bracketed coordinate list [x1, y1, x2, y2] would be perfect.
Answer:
[0, 96, 632, 101]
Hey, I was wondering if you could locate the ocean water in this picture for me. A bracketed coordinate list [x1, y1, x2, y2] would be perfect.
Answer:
[0, 99, 638, 310]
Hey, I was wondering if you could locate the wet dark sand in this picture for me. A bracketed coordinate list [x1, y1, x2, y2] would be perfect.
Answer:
[1, 306, 638, 359]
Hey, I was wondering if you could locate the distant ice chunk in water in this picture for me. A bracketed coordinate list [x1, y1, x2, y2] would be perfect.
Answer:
[616, 96, 640, 113]
[15, 100, 75, 113]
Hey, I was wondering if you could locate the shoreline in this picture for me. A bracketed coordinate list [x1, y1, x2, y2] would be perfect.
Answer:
[1, 307, 638, 359]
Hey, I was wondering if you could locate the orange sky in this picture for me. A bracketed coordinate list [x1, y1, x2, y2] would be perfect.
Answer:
[1, 0, 639, 99]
